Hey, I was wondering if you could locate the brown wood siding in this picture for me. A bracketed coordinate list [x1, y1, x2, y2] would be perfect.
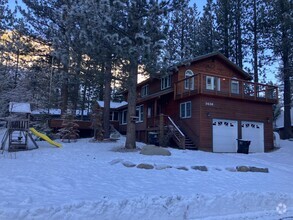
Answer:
[198, 96, 274, 151]
[177, 58, 247, 82]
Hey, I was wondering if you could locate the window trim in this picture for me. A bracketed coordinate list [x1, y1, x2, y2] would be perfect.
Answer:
[136, 105, 144, 123]
[121, 109, 127, 125]
[141, 84, 149, 97]
[206, 76, 220, 91]
[161, 75, 171, 90]
[180, 101, 192, 119]
[184, 70, 194, 90]
[231, 80, 240, 94]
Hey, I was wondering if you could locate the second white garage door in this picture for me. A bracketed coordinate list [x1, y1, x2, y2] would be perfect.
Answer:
[241, 121, 264, 153]
[213, 119, 238, 152]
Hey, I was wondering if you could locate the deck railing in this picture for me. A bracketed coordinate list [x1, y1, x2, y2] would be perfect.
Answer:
[174, 73, 278, 103]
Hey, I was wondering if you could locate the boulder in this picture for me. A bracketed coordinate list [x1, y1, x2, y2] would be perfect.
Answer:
[249, 166, 269, 173]
[109, 159, 123, 165]
[122, 161, 136, 168]
[191, 166, 208, 171]
[155, 164, 172, 170]
[137, 163, 154, 169]
[176, 166, 189, 171]
[236, 166, 250, 172]
[140, 145, 171, 156]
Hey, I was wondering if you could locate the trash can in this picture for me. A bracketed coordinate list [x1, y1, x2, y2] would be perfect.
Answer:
[148, 132, 159, 145]
[237, 139, 251, 154]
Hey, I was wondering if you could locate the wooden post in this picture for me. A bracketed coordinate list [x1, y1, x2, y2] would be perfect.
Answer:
[159, 114, 164, 145]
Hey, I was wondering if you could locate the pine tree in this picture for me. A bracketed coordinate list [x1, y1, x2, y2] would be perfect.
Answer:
[268, 0, 293, 139]
[198, 0, 219, 55]
[91, 102, 104, 141]
[58, 109, 79, 142]
[113, 0, 182, 149]
[166, 1, 200, 62]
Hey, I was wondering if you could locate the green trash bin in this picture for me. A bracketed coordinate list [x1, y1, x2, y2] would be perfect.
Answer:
[237, 139, 251, 154]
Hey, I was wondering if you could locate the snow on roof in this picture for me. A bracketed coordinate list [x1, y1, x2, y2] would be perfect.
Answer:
[31, 109, 61, 115]
[275, 109, 293, 128]
[32, 109, 90, 116]
[9, 102, 31, 113]
[97, 101, 128, 109]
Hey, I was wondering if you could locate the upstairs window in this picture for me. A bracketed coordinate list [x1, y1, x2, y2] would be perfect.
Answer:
[206, 76, 221, 91]
[180, 101, 191, 118]
[136, 105, 144, 122]
[161, 75, 171, 90]
[184, 70, 194, 90]
[231, 80, 240, 94]
[141, 85, 149, 97]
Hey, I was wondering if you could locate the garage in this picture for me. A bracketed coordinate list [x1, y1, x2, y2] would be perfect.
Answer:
[213, 119, 238, 152]
[241, 121, 264, 153]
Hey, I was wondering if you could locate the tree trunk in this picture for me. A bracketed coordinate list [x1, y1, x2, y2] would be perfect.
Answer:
[103, 60, 112, 139]
[252, 0, 259, 83]
[283, 55, 292, 139]
[280, 0, 292, 139]
[125, 60, 138, 149]
[61, 74, 69, 115]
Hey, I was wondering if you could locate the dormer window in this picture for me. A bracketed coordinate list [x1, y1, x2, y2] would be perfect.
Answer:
[161, 75, 171, 90]
[184, 70, 194, 90]
[141, 84, 149, 97]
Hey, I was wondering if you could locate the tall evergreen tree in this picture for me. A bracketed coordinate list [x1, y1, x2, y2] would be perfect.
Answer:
[243, 0, 270, 82]
[269, 0, 293, 139]
[198, 0, 219, 55]
[166, 1, 200, 62]
[112, 0, 182, 149]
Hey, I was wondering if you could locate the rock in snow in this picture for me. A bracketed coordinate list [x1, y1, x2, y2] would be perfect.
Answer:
[140, 145, 171, 156]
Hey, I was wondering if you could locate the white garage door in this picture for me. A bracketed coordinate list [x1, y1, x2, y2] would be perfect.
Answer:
[241, 121, 264, 153]
[213, 119, 238, 152]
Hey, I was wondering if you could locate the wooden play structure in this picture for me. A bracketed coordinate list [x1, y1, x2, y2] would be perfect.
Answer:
[1, 118, 38, 152]
[1, 102, 38, 152]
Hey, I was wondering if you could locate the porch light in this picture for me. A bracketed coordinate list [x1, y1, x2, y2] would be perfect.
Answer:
[207, 112, 211, 118]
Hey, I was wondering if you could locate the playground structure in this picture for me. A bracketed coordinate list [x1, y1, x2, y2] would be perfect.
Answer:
[1, 102, 61, 152]
[1, 118, 39, 152]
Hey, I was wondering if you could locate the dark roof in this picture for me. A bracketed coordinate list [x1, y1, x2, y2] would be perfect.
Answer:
[170, 51, 252, 80]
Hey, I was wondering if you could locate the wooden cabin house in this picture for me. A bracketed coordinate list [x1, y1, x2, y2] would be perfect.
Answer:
[118, 52, 278, 153]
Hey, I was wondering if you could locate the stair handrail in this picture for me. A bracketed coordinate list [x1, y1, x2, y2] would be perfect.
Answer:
[167, 116, 185, 137]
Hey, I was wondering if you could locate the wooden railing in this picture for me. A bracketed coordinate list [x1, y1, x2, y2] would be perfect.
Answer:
[166, 116, 186, 149]
[174, 73, 278, 103]
[7, 119, 29, 130]
[147, 114, 186, 149]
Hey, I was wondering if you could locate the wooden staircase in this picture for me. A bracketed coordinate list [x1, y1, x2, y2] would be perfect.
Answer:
[166, 116, 197, 150]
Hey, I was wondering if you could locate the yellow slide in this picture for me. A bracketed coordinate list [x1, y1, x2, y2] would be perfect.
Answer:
[29, 128, 62, 148]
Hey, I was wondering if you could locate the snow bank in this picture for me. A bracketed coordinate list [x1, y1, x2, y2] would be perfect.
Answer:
[0, 193, 292, 220]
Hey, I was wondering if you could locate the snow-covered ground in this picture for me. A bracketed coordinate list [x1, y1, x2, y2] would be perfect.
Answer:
[0, 129, 293, 220]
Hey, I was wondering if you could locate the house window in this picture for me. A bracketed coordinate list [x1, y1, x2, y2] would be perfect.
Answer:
[231, 80, 239, 94]
[184, 70, 194, 90]
[110, 111, 119, 121]
[161, 75, 171, 90]
[136, 105, 144, 122]
[141, 85, 149, 97]
[120, 109, 127, 125]
[206, 76, 220, 91]
[180, 101, 191, 118]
